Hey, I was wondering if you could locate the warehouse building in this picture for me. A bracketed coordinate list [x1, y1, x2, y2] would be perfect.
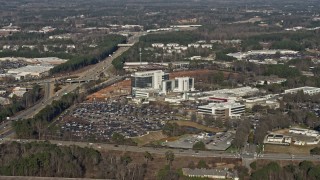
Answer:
[6, 65, 53, 80]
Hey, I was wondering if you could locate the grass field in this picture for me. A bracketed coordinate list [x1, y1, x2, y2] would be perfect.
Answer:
[265, 144, 319, 154]
[132, 131, 167, 146]
[171, 120, 222, 133]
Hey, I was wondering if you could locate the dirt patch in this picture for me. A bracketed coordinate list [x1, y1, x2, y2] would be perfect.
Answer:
[87, 79, 131, 101]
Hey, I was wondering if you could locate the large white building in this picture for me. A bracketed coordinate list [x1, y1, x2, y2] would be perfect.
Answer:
[131, 70, 169, 90]
[198, 101, 245, 119]
[162, 77, 195, 94]
[131, 70, 169, 97]
[6, 65, 53, 80]
[284, 86, 320, 95]
[131, 70, 195, 98]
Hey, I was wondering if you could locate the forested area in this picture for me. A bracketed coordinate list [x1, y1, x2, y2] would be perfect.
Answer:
[0, 85, 43, 122]
[251, 161, 320, 180]
[0, 142, 146, 179]
[50, 35, 126, 74]
[13, 93, 81, 139]
[243, 31, 320, 50]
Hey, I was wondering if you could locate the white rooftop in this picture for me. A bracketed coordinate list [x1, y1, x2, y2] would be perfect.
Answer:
[7, 65, 53, 74]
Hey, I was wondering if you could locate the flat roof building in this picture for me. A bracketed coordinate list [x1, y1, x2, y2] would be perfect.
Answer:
[182, 168, 239, 180]
[6, 65, 53, 79]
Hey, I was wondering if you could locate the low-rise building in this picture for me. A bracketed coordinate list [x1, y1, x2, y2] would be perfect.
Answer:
[256, 76, 287, 85]
[198, 101, 245, 119]
[182, 168, 239, 180]
[167, 43, 180, 47]
[9, 87, 27, 97]
[265, 134, 291, 145]
[284, 86, 320, 95]
[188, 43, 200, 48]
[151, 43, 165, 48]
[201, 44, 212, 49]
[289, 128, 320, 137]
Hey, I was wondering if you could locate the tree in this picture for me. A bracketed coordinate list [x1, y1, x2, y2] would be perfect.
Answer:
[310, 147, 320, 155]
[120, 154, 132, 166]
[112, 133, 125, 143]
[165, 150, 175, 167]
[192, 141, 206, 151]
[299, 161, 314, 172]
[191, 113, 197, 122]
[250, 161, 257, 170]
[144, 151, 153, 165]
[197, 160, 208, 169]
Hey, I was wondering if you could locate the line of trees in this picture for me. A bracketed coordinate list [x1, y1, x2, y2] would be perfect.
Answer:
[0, 85, 43, 122]
[13, 92, 82, 139]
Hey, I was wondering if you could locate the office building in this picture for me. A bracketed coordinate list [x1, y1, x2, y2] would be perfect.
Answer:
[162, 77, 194, 94]
[131, 70, 169, 97]
[198, 101, 245, 119]
[132, 70, 169, 89]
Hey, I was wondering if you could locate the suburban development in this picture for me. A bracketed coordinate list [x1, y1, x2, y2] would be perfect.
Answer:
[1, 0, 320, 180]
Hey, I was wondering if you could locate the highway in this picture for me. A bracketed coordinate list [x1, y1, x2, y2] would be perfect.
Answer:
[0, 32, 143, 138]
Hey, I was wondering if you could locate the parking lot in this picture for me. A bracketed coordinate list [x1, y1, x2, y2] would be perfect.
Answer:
[165, 131, 234, 151]
[57, 98, 184, 140]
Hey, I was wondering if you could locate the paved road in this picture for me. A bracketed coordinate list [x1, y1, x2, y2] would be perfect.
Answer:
[1, 138, 320, 162]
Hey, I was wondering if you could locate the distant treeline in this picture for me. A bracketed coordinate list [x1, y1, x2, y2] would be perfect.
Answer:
[0, 85, 43, 122]
[50, 34, 126, 74]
